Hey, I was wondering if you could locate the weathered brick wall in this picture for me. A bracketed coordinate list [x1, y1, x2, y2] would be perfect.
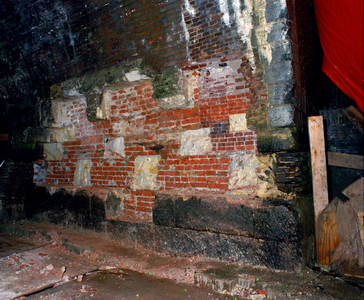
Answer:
[35, 60, 259, 222]
[1, 0, 319, 225]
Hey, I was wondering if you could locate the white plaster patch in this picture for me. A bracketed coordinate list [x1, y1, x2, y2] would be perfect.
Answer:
[134, 156, 159, 190]
[156, 94, 193, 110]
[54, 127, 76, 142]
[104, 137, 125, 159]
[229, 154, 259, 190]
[181, 12, 191, 59]
[230, 113, 247, 132]
[44, 143, 64, 161]
[73, 159, 92, 186]
[124, 70, 150, 82]
[184, 0, 196, 16]
[218, 0, 230, 26]
[232, 0, 256, 69]
[178, 128, 212, 157]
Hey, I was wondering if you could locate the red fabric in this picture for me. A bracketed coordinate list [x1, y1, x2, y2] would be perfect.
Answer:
[314, 0, 363, 112]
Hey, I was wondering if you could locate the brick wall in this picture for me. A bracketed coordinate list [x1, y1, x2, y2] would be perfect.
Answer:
[1, 0, 316, 225]
[37, 60, 258, 222]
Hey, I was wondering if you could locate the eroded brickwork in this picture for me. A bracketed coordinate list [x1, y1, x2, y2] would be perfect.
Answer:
[37, 60, 259, 222]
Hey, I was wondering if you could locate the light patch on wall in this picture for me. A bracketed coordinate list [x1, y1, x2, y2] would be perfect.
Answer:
[181, 12, 191, 60]
[134, 156, 159, 190]
[104, 137, 125, 159]
[51, 96, 87, 127]
[44, 143, 64, 161]
[232, 0, 257, 69]
[229, 154, 259, 193]
[178, 128, 212, 157]
[73, 159, 92, 186]
[230, 113, 248, 132]
[218, 0, 230, 26]
[54, 127, 76, 142]
[184, 0, 196, 17]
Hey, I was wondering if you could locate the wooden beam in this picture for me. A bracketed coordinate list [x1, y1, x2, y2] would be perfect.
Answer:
[308, 116, 330, 266]
[308, 116, 329, 219]
[343, 105, 364, 134]
[327, 152, 364, 170]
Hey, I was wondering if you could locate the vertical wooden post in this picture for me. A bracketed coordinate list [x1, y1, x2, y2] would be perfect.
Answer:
[308, 116, 329, 265]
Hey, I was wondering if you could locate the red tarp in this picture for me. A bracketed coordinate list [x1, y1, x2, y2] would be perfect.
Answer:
[314, 0, 364, 112]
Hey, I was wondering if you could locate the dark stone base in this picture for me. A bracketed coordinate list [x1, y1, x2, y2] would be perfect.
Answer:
[26, 188, 308, 271]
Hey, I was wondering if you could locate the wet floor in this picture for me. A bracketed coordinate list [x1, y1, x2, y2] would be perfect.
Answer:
[26, 269, 238, 300]
[1, 222, 364, 300]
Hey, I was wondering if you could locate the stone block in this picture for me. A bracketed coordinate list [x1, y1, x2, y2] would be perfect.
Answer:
[272, 128, 296, 150]
[177, 128, 212, 156]
[153, 194, 176, 227]
[267, 22, 289, 43]
[20, 128, 52, 144]
[134, 156, 159, 190]
[258, 240, 301, 270]
[174, 196, 254, 236]
[268, 104, 295, 127]
[153, 225, 220, 258]
[268, 81, 295, 106]
[229, 113, 248, 132]
[270, 39, 292, 63]
[73, 160, 92, 186]
[107, 220, 154, 249]
[265, 60, 293, 84]
[104, 137, 125, 159]
[229, 154, 260, 191]
[217, 234, 263, 264]
[105, 190, 124, 220]
[265, 0, 288, 23]
[153, 194, 254, 236]
[54, 127, 76, 142]
[43, 143, 64, 161]
[254, 204, 300, 241]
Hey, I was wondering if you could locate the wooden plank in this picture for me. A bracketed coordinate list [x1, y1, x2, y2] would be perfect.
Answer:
[327, 152, 364, 170]
[343, 105, 364, 134]
[317, 197, 340, 266]
[308, 116, 330, 266]
[308, 116, 329, 219]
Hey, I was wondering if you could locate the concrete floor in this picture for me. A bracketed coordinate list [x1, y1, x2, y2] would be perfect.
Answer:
[0, 221, 363, 300]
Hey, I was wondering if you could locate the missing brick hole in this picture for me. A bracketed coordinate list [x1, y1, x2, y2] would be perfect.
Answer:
[150, 144, 165, 152]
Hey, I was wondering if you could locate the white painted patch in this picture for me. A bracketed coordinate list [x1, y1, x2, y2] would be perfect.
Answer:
[44, 143, 64, 161]
[181, 12, 191, 60]
[74, 159, 92, 186]
[105, 137, 125, 158]
[232, 0, 256, 68]
[124, 70, 150, 82]
[178, 128, 212, 156]
[184, 0, 196, 17]
[218, 0, 230, 26]
[230, 113, 248, 132]
[134, 156, 159, 190]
